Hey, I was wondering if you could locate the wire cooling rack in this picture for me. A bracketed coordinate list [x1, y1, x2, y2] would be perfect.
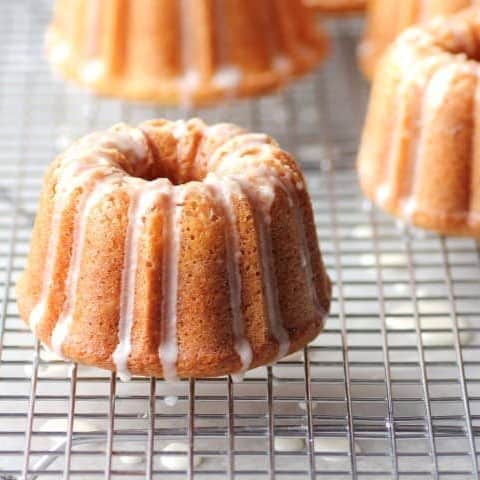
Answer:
[1, 1, 480, 479]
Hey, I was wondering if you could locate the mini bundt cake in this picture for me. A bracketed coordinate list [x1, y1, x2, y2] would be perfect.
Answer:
[46, 0, 328, 105]
[16, 119, 331, 380]
[357, 9, 480, 237]
[359, 0, 480, 79]
[303, 0, 365, 14]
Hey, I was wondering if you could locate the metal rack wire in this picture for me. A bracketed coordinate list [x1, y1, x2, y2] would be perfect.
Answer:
[1, 1, 480, 479]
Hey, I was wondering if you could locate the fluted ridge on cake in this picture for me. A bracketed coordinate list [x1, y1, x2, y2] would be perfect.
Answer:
[357, 8, 480, 237]
[358, 0, 480, 79]
[16, 118, 331, 379]
[46, 0, 328, 105]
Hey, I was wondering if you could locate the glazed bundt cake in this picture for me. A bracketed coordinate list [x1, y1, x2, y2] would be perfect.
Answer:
[46, 0, 328, 105]
[359, 0, 480, 79]
[16, 119, 331, 380]
[357, 8, 480, 237]
[303, 0, 365, 14]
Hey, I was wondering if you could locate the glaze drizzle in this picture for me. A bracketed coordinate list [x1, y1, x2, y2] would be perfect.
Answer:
[159, 185, 186, 382]
[27, 120, 326, 380]
[113, 179, 172, 381]
[205, 175, 253, 375]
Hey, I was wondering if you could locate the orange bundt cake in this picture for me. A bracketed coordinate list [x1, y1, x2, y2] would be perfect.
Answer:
[303, 0, 365, 14]
[46, 0, 328, 105]
[357, 9, 480, 237]
[16, 119, 331, 380]
[359, 0, 480, 79]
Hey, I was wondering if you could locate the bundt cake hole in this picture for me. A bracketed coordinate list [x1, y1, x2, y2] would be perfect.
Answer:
[128, 132, 201, 184]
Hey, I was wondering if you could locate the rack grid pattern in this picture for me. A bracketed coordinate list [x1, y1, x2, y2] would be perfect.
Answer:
[1, 1, 480, 479]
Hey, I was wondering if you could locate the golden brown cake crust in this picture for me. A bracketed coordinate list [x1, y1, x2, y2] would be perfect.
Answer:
[16, 119, 331, 379]
[358, 0, 479, 79]
[46, 0, 328, 105]
[304, 0, 365, 14]
[357, 8, 480, 237]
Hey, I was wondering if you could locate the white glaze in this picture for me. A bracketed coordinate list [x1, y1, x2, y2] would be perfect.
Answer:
[50, 171, 121, 355]
[159, 186, 187, 382]
[112, 179, 171, 381]
[212, 133, 326, 362]
[232, 149, 325, 360]
[375, 184, 390, 206]
[403, 60, 455, 213]
[197, 124, 246, 172]
[39, 418, 99, 435]
[274, 437, 305, 452]
[208, 133, 271, 171]
[265, 169, 325, 318]
[47, 126, 150, 350]
[402, 197, 417, 219]
[172, 119, 192, 170]
[351, 225, 371, 239]
[233, 174, 290, 361]
[164, 395, 178, 407]
[161, 442, 203, 470]
[171, 120, 189, 140]
[40, 344, 65, 362]
[273, 55, 293, 75]
[424, 63, 458, 112]
[205, 123, 245, 139]
[212, 66, 243, 90]
[111, 179, 145, 379]
[221, 146, 279, 181]
[314, 437, 361, 459]
[204, 175, 253, 375]
[284, 350, 304, 362]
[29, 157, 116, 332]
[379, 54, 441, 213]
[230, 371, 246, 383]
[55, 132, 73, 152]
[36, 125, 150, 352]
[81, 59, 105, 84]
[103, 125, 150, 168]
[179, 70, 201, 106]
[119, 454, 145, 465]
[381, 52, 462, 219]
[29, 300, 47, 333]
[31, 121, 325, 381]
[49, 40, 71, 65]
